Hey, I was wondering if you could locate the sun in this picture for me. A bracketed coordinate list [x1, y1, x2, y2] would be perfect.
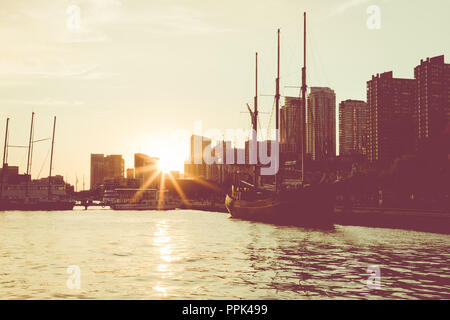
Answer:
[158, 150, 185, 173]
[143, 140, 187, 174]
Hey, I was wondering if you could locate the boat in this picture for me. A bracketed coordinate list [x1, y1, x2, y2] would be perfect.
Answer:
[107, 188, 180, 211]
[0, 114, 75, 211]
[111, 201, 179, 211]
[225, 13, 335, 228]
[0, 198, 75, 211]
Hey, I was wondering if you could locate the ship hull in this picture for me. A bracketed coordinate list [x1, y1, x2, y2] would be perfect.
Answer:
[0, 200, 75, 211]
[225, 184, 335, 228]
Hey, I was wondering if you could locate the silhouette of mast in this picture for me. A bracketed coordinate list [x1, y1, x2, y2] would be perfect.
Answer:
[2, 118, 9, 167]
[48, 116, 56, 200]
[253, 52, 259, 187]
[275, 29, 281, 192]
[26, 112, 35, 176]
[1, 118, 9, 199]
[301, 12, 307, 183]
[26, 112, 35, 198]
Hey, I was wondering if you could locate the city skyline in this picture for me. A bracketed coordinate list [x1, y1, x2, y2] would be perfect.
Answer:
[0, 0, 449, 187]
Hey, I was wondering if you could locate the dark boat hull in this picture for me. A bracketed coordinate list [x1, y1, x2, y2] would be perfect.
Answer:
[225, 184, 335, 228]
[0, 200, 75, 211]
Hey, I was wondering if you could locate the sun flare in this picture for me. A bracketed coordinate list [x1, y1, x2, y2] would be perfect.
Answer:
[157, 150, 185, 173]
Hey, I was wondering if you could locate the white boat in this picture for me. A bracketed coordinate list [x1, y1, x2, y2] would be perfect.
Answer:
[111, 201, 179, 211]
[106, 188, 180, 211]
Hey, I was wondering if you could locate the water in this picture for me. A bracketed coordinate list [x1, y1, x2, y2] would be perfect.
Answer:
[0, 208, 449, 299]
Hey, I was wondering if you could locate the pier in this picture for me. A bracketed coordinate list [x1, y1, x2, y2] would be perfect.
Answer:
[334, 206, 450, 234]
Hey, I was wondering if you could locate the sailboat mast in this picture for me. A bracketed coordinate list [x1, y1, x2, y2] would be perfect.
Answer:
[48, 116, 56, 199]
[26, 112, 35, 176]
[2, 118, 9, 167]
[275, 29, 281, 192]
[25, 112, 35, 199]
[301, 12, 307, 183]
[254, 52, 259, 187]
[1, 118, 10, 199]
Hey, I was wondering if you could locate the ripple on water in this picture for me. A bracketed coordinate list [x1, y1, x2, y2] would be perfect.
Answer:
[0, 210, 449, 299]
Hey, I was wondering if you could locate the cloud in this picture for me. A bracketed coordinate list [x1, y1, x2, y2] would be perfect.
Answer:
[120, 5, 233, 36]
[57, 32, 111, 44]
[326, 0, 372, 18]
[0, 62, 119, 80]
[0, 99, 85, 107]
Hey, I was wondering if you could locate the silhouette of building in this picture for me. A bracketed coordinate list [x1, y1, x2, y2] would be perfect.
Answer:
[126, 168, 135, 179]
[307, 87, 336, 160]
[339, 99, 369, 156]
[90, 154, 124, 190]
[134, 153, 160, 187]
[367, 71, 416, 163]
[415, 55, 450, 144]
[280, 97, 305, 161]
[184, 135, 211, 179]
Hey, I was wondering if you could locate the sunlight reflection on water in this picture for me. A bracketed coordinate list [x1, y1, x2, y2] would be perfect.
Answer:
[0, 209, 449, 299]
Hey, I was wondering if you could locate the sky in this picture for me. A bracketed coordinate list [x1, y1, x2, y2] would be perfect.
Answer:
[0, 0, 449, 188]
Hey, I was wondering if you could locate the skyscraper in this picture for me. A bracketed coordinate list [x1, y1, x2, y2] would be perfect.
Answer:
[184, 135, 211, 179]
[90, 154, 125, 190]
[307, 87, 336, 160]
[339, 99, 369, 157]
[280, 97, 304, 159]
[367, 71, 416, 163]
[90, 154, 105, 190]
[415, 55, 450, 143]
[134, 153, 160, 187]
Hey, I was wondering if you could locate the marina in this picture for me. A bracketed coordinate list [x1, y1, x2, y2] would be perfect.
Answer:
[0, 0, 448, 303]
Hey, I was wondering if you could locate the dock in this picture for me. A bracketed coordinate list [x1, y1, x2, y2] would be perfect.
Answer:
[334, 206, 450, 234]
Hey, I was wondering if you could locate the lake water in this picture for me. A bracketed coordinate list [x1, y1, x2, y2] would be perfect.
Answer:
[0, 208, 449, 299]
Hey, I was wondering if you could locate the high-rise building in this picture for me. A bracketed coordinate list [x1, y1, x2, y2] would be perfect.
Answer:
[134, 153, 160, 187]
[367, 71, 416, 163]
[280, 97, 304, 160]
[184, 135, 211, 179]
[339, 99, 369, 156]
[104, 155, 124, 179]
[307, 87, 336, 160]
[415, 55, 450, 143]
[126, 168, 135, 179]
[90, 154, 124, 190]
[90, 154, 105, 190]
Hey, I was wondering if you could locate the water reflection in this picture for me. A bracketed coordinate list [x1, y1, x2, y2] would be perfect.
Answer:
[153, 221, 170, 297]
[0, 210, 449, 299]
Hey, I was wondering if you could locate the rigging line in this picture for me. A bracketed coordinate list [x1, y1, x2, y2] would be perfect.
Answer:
[267, 98, 276, 139]
[257, 117, 263, 141]
[37, 144, 51, 179]
[19, 145, 28, 171]
[33, 138, 51, 143]
[309, 26, 329, 86]
[7, 145, 28, 148]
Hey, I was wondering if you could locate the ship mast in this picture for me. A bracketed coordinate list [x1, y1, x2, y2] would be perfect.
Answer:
[26, 112, 35, 198]
[300, 12, 307, 183]
[1, 118, 9, 199]
[48, 116, 56, 200]
[26, 112, 35, 176]
[253, 52, 259, 188]
[275, 29, 281, 192]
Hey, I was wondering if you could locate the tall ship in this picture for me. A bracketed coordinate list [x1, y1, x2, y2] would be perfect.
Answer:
[225, 13, 335, 227]
[0, 114, 75, 211]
